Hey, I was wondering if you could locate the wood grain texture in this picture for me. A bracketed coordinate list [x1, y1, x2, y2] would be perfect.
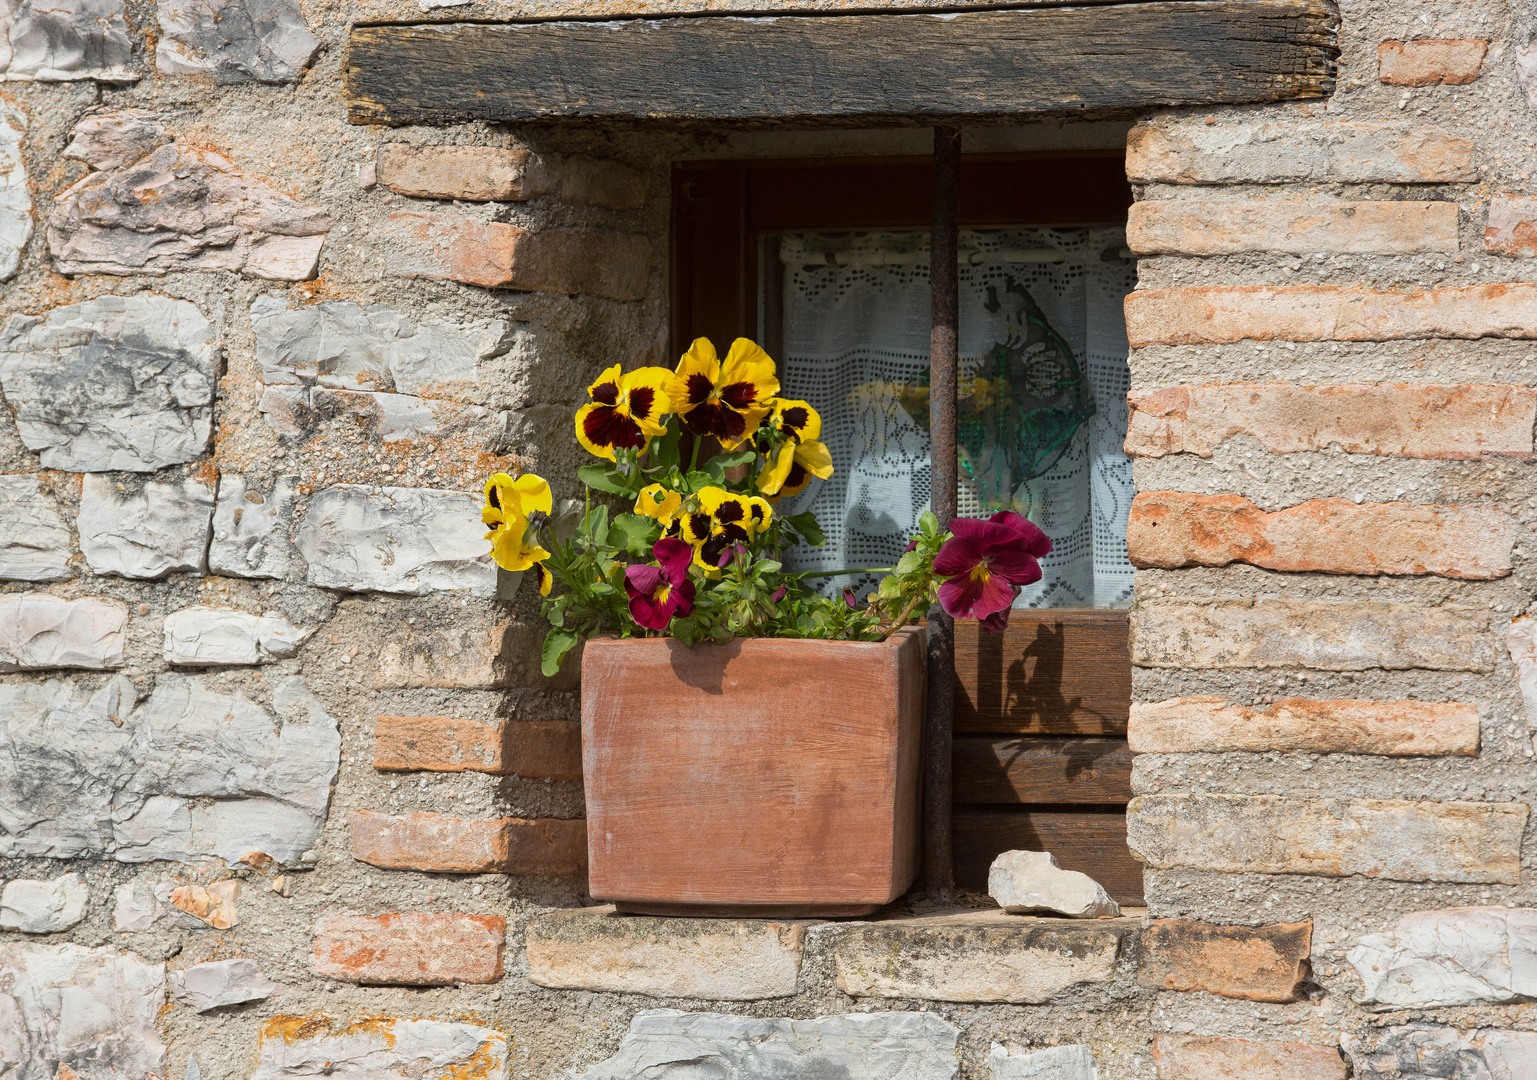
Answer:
[954, 610, 1131, 735]
[953, 736, 1134, 804]
[953, 808, 1144, 903]
[345, 0, 1338, 125]
[581, 629, 925, 912]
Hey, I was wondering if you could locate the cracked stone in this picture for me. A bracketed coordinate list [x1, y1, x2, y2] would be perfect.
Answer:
[1507, 616, 1537, 736]
[111, 879, 205, 932]
[0, 673, 340, 863]
[987, 850, 1120, 919]
[170, 957, 277, 1012]
[0, 593, 126, 671]
[1343, 1024, 1537, 1080]
[169, 880, 238, 928]
[1349, 907, 1537, 1009]
[570, 1010, 960, 1080]
[0, 107, 29, 279]
[208, 474, 300, 579]
[0, 475, 71, 581]
[250, 293, 506, 398]
[252, 1016, 510, 1080]
[79, 475, 214, 579]
[156, 0, 319, 83]
[0, 943, 165, 1080]
[0, 0, 135, 81]
[0, 873, 88, 932]
[62, 107, 167, 170]
[0, 294, 217, 472]
[164, 606, 309, 664]
[990, 1044, 1099, 1080]
[296, 484, 495, 596]
[47, 112, 330, 278]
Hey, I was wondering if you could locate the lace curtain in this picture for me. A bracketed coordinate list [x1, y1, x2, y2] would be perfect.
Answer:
[773, 227, 1136, 609]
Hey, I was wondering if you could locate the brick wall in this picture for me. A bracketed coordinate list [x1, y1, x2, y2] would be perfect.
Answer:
[2, 0, 1537, 1078]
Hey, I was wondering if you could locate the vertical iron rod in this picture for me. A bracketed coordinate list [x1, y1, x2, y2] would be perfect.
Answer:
[924, 125, 961, 900]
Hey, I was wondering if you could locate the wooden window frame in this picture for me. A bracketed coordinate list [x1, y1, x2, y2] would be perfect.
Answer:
[671, 153, 1144, 902]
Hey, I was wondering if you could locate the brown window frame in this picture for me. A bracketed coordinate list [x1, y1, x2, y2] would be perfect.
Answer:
[670, 152, 1143, 903]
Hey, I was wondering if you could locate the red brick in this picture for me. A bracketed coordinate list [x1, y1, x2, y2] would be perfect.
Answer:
[1127, 492, 1512, 579]
[379, 145, 531, 201]
[530, 153, 647, 210]
[350, 809, 587, 875]
[1127, 199, 1456, 256]
[1124, 383, 1537, 460]
[312, 912, 505, 985]
[374, 715, 509, 773]
[1128, 697, 1480, 757]
[1137, 920, 1311, 1002]
[1155, 1035, 1345, 1080]
[385, 210, 651, 300]
[507, 719, 582, 779]
[1125, 285, 1537, 347]
[1484, 193, 1537, 257]
[1379, 40, 1487, 86]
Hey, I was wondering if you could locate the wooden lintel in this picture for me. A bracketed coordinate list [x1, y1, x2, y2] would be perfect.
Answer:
[345, 0, 1338, 126]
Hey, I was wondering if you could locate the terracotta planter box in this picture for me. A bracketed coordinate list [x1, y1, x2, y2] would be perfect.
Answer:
[581, 627, 926, 916]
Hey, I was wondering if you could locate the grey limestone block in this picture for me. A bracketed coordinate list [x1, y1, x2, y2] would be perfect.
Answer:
[251, 1018, 508, 1079]
[61, 106, 169, 169]
[0, 294, 217, 472]
[0, 474, 71, 581]
[162, 606, 309, 665]
[0, 0, 136, 82]
[155, 0, 320, 84]
[0, 593, 126, 671]
[0, 107, 29, 280]
[989, 1044, 1099, 1080]
[209, 474, 300, 580]
[569, 1010, 960, 1080]
[0, 673, 339, 862]
[1343, 1024, 1537, 1080]
[1349, 907, 1537, 1010]
[78, 474, 214, 579]
[296, 483, 496, 597]
[169, 958, 278, 1012]
[0, 873, 88, 932]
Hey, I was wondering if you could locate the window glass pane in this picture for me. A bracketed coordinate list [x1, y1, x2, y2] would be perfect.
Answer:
[765, 226, 1135, 608]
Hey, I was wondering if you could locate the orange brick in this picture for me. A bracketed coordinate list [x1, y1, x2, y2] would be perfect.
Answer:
[1138, 920, 1311, 1002]
[312, 912, 505, 985]
[1128, 697, 1481, 757]
[1124, 384, 1537, 460]
[379, 145, 531, 201]
[1485, 193, 1537, 257]
[374, 715, 508, 773]
[507, 719, 582, 779]
[1126, 200, 1457, 256]
[384, 210, 651, 300]
[1379, 40, 1487, 86]
[350, 809, 587, 875]
[1127, 492, 1512, 579]
[1126, 285, 1537, 347]
[1155, 1035, 1345, 1080]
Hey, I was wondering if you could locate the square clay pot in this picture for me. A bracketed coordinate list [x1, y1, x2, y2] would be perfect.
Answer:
[581, 627, 926, 916]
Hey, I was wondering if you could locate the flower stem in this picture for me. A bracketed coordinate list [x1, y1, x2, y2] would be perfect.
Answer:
[794, 567, 893, 579]
[687, 434, 702, 474]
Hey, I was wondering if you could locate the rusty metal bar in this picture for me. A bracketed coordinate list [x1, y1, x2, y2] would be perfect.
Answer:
[924, 124, 961, 900]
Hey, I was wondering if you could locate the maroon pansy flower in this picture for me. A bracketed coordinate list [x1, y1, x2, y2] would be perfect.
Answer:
[624, 538, 697, 630]
[934, 511, 1052, 632]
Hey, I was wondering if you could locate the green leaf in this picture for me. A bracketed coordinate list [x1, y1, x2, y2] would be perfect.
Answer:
[541, 629, 579, 677]
[578, 464, 633, 496]
[707, 447, 758, 470]
[785, 510, 826, 547]
[919, 510, 940, 536]
[608, 513, 657, 553]
[583, 504, 610, 546]
[650, 420, 682, 471]
[684, 470, 717, 493]
[702, 459, 727, 483]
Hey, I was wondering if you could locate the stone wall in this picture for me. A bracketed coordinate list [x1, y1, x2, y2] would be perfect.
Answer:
[3, 0, 1537, 1078]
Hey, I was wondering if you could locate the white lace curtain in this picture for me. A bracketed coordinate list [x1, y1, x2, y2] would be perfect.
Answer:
[774, 227, 1136, 609]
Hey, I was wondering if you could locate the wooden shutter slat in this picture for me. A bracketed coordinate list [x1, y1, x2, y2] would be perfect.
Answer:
[953, 808, 1144, 904]
[953, 736, 1133, 805]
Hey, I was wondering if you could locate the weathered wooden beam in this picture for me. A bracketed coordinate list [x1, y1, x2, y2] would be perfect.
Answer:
[345, 0, 1338, 125]
[952, 736, 1134, 804]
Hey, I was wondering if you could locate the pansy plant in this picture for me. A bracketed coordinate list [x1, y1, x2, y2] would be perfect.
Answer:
[483, 336, 1054, 675]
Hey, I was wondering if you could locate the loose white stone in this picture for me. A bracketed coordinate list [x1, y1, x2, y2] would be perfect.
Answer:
[0, 107, 29, 279]
[79, 474, 214, 578]
[0, 673, 339, 863]
[0, 943, 165, 1080]
[169, 957, 277, 1012]
[0, 0, 135, 80]
[987, 850, 1120, 919]
[0, 294, 217, 471]
[990, 1043, 1099, 1080]
[250, 293, 506, 398]
[0, 475, 70, 580]
[156, 0, 319, 83]
[296, 484, 496, 596]
[252, 1017, 509, 1080]
[1348, 906, 1537, 1010]
[570, 1010, 960, 1080]
[163, 606, 308, 665]
[0, 593, 125, 671]
[0, 872, 88, 932]
[208, 474, 299, 580]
